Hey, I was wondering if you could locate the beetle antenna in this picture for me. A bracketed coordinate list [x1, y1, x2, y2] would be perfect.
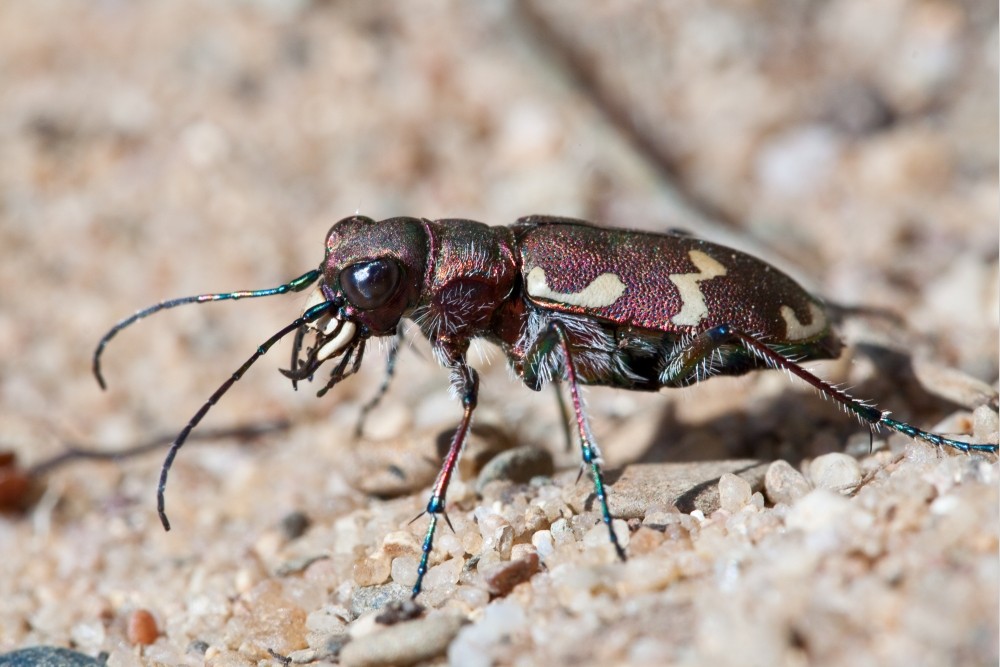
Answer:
[157, 299, 337, 531]
[93, 269, 322, 390]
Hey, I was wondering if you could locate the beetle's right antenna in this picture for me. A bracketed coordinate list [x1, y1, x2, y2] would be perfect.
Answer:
[157, 298, 338, 531]
[93, 269, 322, 390]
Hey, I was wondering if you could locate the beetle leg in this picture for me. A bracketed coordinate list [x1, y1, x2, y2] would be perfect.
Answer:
[552, 381, 576, 452]
[316, 338, 367, 398]
[354, 326, 404, 438]
[287, 323, 307, 390]
[412, 357, 480, 598]
[527, 321, 627, 561]
[669, 325, 999, 454]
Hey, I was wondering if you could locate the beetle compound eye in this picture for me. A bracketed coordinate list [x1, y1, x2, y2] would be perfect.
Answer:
[340, 259, 401, 310]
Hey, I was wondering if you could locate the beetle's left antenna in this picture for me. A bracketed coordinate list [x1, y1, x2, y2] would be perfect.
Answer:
[93, 269, 322, 390]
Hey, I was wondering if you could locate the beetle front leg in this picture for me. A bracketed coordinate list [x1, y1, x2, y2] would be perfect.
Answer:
[412, 356, 479, 599]
[525, 321, 627, 561]
[354, 326, 404, 438]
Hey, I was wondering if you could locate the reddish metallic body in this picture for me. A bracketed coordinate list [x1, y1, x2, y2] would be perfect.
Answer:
[94, 213, 997, 602]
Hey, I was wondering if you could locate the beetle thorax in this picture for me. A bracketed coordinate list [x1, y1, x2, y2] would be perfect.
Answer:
[415, 219, 519, 343]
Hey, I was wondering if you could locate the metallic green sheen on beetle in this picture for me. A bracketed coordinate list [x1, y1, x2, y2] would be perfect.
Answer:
[93, 214, 999, 599]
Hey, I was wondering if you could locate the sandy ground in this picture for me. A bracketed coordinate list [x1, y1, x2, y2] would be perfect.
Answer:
[0, 2, 997, 666]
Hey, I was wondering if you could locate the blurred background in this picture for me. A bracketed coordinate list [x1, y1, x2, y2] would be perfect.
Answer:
[0, 0, 996, 662]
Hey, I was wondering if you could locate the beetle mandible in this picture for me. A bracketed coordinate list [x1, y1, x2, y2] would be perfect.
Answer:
[93, 215, 999, 598]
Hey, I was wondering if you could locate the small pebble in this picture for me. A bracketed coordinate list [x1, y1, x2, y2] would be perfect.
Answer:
[475, 445, 554, 494]
[381, 531, 420, 558]
[478, 514, 514, 559]
[531, 530, 554, 558]
[569, 460, 766, 517]
[279, 511, 312, 540]
[627, 526, 666, 555]
[582, 522, 610, 548]
[350, 583, 410, 618]
[353, 551, 391, 587]
[718, 473, 752, 512]
[475, 549, 503, 573]
[549, 518, 574, 546]
[0, 647, 103, 667]
[764, 460, 811, 505]
[458, 422, 519, 479]
[973, 405, 999, 443]
[448, 601, 527, 667]
[481, 552, 540, 596]
[289, 638, 344, 666]
[187, 640, 209, 656]
[305, 605, 349, 636]
[422, 556, 463, 592]
[912, 358, 998, 410]
[375, 599, 424, 625]
[619, 555, 682, 595]
[437, 532, 465, 558]
[0, 451, 33, 511]
[353, 429, 442, 497]
[126, 608, 159, 645]
[359, 402, 411, 441]
[510, 543, 536, 562]
[390, 556, 419, 587]
[453, 585, 490, 610]
[339, 611, 467, 667]
[786, 489, 853, 532]
[461, 530, 484, 556]
[522, 504, 548, 534]
[809, 453, 862, 494]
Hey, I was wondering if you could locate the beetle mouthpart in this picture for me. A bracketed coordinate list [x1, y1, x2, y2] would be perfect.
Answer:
[317, 320, 356, 361]
[322, 317, 341, 336]
[304, 286, 340, 335]
[304, 285, 326, 311]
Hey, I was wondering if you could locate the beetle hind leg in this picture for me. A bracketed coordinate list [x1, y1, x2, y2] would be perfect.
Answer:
[665, 325, 998, 454]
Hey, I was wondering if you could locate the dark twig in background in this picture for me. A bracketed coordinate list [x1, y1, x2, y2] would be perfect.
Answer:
[27, 420, 290, 477]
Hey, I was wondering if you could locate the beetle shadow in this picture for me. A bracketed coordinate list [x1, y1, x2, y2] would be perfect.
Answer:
[630, 344, 974, 469]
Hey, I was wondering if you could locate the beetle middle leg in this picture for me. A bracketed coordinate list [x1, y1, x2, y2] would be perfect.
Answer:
[526, 321, 627, 561]
[412, 355, 479, 598]
[552, 380, 575, 452]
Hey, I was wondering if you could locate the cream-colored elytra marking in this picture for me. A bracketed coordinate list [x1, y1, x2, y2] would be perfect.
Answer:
[780, 302, 826, 340]
[669, 250, 727, 326]
[525, 266, 626, 309]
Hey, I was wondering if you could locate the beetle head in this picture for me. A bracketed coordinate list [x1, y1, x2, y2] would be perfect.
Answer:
[298, 216, 427, 366]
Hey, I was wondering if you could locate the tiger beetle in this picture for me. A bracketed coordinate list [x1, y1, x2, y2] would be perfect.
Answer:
[93, 215, 999, 598]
